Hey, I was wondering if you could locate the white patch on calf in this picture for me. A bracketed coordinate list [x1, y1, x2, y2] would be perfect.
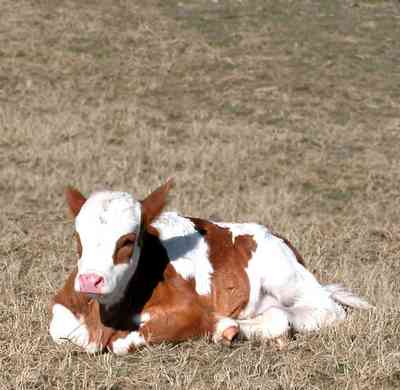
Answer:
[112, 332, 145, 355]
[132, 312, 151, 328]
[49, 304, 102, 353]
[152, 212, 214, 296]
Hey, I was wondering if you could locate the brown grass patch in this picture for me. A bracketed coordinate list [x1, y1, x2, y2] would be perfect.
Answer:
[1, 0, 399, 389]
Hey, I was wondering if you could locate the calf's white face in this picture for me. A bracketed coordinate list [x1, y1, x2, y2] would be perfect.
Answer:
[64, 179, 173, 306]
[74, 191, 142, 305]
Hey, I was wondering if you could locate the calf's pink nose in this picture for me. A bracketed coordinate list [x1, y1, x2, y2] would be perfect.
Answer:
[79, 273, 104, 293]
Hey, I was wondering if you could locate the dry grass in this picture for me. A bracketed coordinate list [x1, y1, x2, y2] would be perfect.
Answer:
[1, 0, 400, 388]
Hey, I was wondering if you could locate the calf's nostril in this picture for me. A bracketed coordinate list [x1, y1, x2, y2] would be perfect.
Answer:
[94, 276, 104, 287]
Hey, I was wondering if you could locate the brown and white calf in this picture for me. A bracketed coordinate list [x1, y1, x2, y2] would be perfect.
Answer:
[49, 180, 370, 354]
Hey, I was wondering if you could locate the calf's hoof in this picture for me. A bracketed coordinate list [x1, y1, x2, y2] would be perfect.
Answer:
[221, 326, 239, 345]
[213, 317, 239, 345]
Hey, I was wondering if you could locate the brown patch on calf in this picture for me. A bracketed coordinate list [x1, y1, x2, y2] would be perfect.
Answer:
[138, 263, 215, 344]
[234, 234, 258, 266]
[189, 218, 255, 318]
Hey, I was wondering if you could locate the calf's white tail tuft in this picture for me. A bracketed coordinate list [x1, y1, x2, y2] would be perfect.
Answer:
[324, 284, 372, 310]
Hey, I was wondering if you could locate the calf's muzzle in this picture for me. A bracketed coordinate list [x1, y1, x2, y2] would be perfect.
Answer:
[78, 273, 105, 294]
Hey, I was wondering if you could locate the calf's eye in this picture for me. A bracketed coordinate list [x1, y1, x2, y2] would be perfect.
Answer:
[113, 233, 136, 264]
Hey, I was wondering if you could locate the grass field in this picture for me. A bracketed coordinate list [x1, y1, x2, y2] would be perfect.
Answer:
[1, 0, 400, 388]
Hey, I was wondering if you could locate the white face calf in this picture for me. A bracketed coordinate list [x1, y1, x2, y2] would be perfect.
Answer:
[65, 180, 173, 306]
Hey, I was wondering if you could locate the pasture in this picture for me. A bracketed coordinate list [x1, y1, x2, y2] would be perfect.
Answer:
[1, 0, 399, 388]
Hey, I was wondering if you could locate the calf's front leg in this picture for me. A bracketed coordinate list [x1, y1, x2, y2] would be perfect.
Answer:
[49, 270, 107, 353]
[109, 305, 239, 355]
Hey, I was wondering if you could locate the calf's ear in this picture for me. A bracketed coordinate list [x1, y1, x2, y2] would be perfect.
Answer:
[65, 187, 87, 217]
[141, 178, 174, 227]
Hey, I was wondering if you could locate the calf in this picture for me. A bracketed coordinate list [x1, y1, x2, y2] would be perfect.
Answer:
[49, 179, 371, 354]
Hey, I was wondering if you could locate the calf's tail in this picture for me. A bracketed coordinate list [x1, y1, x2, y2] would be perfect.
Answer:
[324, 283, 372, 310]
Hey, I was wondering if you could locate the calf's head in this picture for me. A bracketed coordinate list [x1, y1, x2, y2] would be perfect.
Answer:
[64, 179, 173, 306]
